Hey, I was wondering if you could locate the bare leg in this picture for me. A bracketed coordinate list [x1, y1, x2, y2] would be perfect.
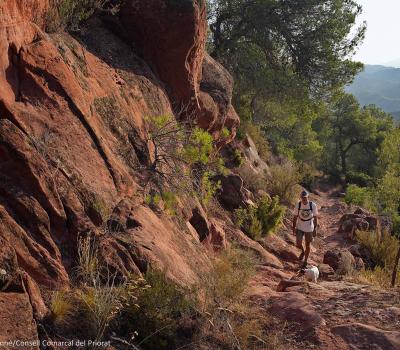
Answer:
[296, 232, 305, 260]
[304, 241, 311, 265]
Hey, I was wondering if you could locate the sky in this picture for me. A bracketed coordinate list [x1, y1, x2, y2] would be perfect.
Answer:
[352, 0, 400, 66]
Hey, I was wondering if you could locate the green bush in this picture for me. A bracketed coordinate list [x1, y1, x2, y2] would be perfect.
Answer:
[235, 195, 285, 239]
[46, 0, 106, 32]
[257, 195, 285, 235]
[233, 148, 245, 167]
[345, 171, 375, 187]
[234, 205, 263, 240]
[344, 184, 375, 211]
[117, 270, 196, 350]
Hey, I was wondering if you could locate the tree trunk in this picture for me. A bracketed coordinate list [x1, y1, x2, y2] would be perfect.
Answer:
[340, 152, 347, 182]
[391, 245, 400, 287]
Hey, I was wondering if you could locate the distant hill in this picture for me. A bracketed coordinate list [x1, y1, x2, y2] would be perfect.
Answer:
[346, 64, 400, 121]
[383, 58, 400, 68]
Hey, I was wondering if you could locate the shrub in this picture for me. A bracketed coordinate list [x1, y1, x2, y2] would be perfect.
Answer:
[233, 148, 245, 167]
[355, 230, 400, 288]
[267, 161, 302, 204]
[346, 171, 375, 187]
[76, 236, 99, 285]
[199, 248, 259, 348]
[357, 230, 399, 269]
[238, 165, 267, 193]
[201, 248, 255, 309]
[234, 205, 263, 240]
[117, 270, 196, 350]
[199, 171, 221, 207]
[46, 0, 105, 32]
[235, 196, 285, 240]
[257, 195, 285, 235]
[344, 184, 375, 211]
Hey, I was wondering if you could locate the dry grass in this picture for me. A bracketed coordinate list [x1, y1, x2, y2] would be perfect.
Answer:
[357, 230, 399, 268]
[355, 267, 398, 289]
[354, 230, 400, 288]
[50, 291, 74, 327]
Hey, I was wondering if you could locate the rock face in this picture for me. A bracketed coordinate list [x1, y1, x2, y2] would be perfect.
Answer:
[0, 0, 244, 331]
[332, 323, 400, 350]
[119, 2, 239, 143]
[0, 292, 40, 347]
[119, 0, 207, 103]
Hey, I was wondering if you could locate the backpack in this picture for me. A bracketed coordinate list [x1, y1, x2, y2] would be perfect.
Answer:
[298, 201, 314, 221]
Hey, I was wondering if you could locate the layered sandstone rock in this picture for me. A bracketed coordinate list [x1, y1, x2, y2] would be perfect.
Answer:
[119, 1, 239, 143]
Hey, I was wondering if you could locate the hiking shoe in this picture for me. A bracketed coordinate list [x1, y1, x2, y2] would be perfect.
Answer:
[298, 251, 305, 261]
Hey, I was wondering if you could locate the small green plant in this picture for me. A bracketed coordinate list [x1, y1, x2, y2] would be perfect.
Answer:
[232, 148, 245, 167]
[199, 171, 221, 207]
[234, 206, 263, 240]
[234, 196, 285, 240]
[183, 127, 214, 165]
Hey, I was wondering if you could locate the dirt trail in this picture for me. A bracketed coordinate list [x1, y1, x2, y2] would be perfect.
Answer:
[249, 184, 400, 350]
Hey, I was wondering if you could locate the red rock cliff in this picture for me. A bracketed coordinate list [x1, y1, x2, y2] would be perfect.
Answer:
[0, 0, 242, 341]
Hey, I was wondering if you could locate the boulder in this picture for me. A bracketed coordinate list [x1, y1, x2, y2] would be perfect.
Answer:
[0, 292, 40, 347]
[268, 292, 325, 331]
[318, 263, 335, 279]
[197, 55, 240, 144]
[215, 174, 249, 211]
[354, 257, 365, 270]
[241, 135, 270, 175]
[338, 209, 380, 240]
[349, 244, 375, 268]
[323, 248, 355, 274]
[332, 323, 400, 350]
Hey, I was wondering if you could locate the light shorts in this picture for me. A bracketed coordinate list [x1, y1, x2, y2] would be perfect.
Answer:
[296, 229, 313, 246]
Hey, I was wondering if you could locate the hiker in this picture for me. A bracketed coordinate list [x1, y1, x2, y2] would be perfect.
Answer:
[292, 190, 318, 267]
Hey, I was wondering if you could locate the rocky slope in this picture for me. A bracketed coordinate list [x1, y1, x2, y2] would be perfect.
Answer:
[0, 1, 399, 349]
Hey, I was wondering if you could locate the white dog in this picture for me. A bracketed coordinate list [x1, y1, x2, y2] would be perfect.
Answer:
[301, 265, 319, 283]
